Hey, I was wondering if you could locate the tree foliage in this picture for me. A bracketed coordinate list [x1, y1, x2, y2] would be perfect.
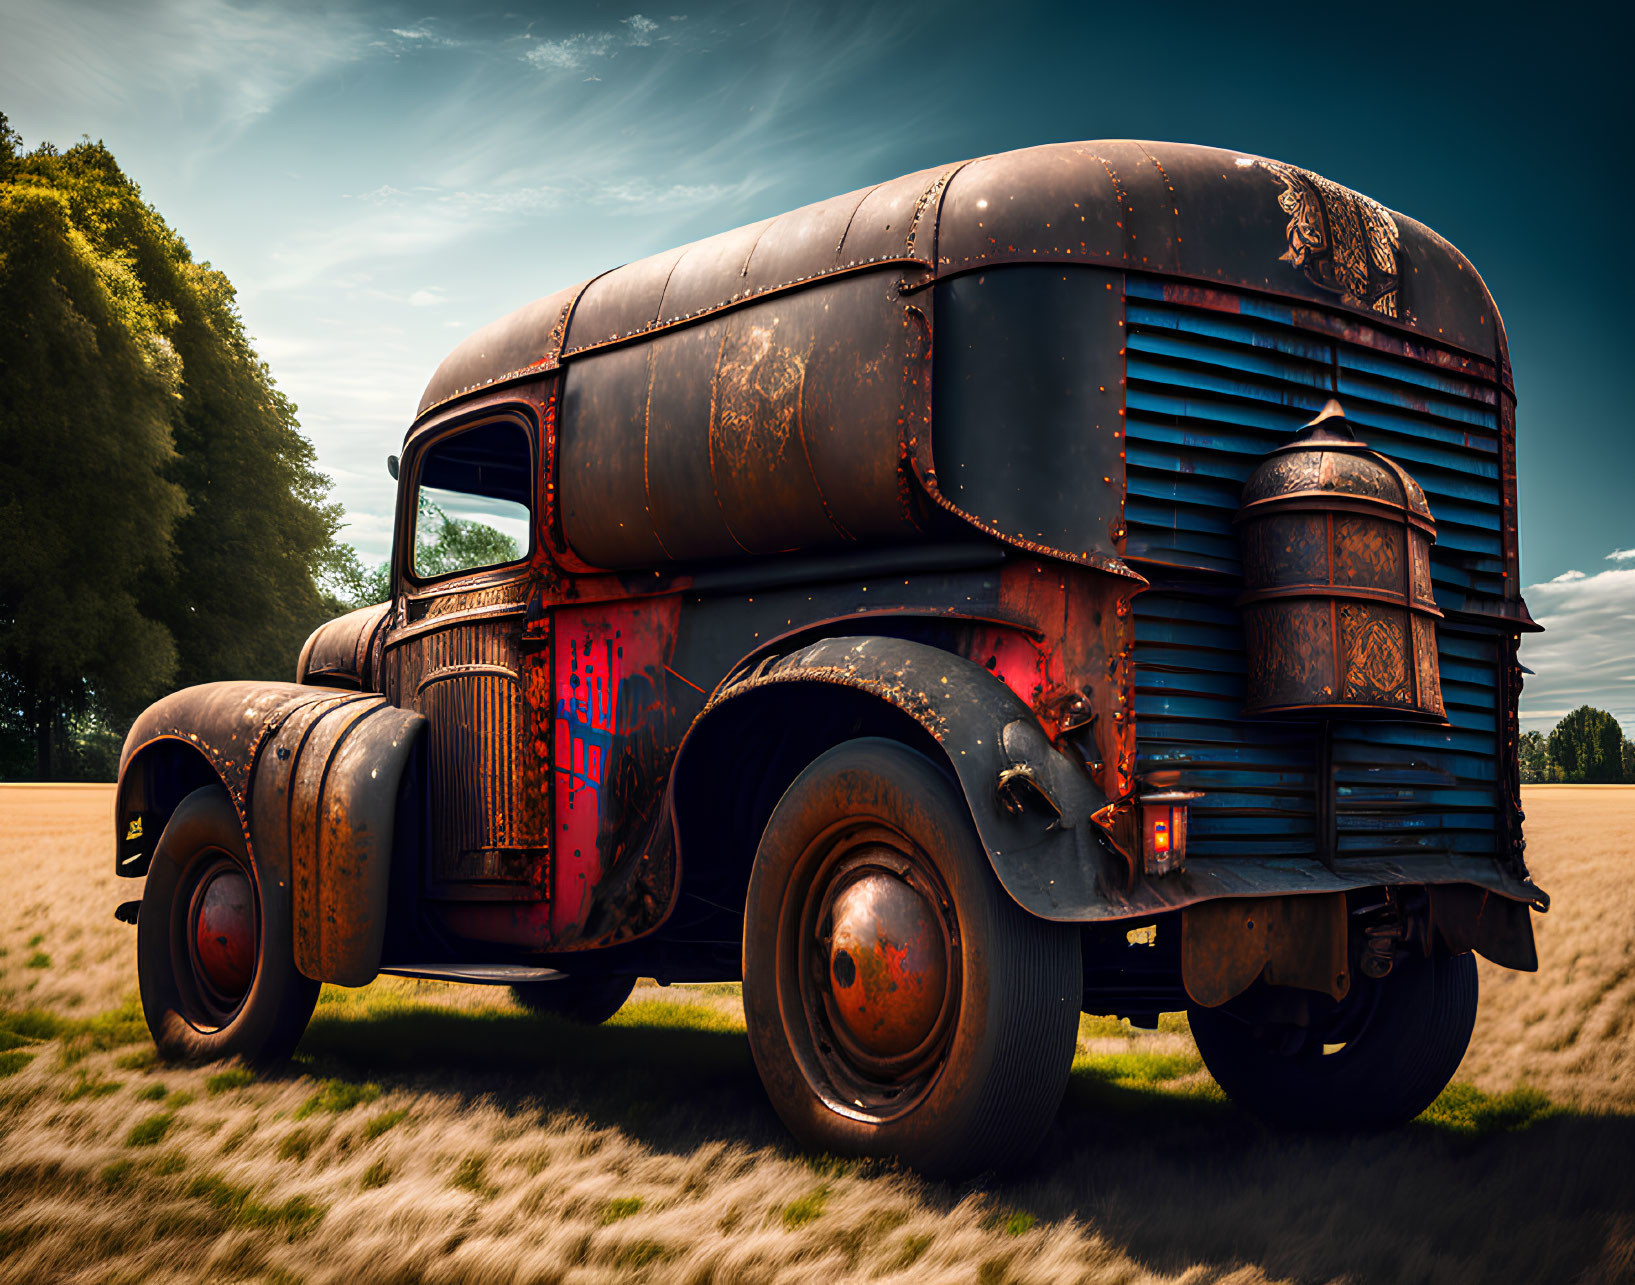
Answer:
[1517, 730, 1550, 784]
[0, 116, 345, 778]
[1546, 706, 1628, 784]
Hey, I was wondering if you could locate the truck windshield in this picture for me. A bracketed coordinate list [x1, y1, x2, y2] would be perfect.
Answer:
[411, 420, 532, 580]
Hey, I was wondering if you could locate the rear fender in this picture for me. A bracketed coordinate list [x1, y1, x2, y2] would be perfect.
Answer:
[677, 635, 1117, 920]
[116, 682, 426, 986]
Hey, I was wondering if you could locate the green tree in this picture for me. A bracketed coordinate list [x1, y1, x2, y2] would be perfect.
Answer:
[1546, 706, 1626, 784]
[1, 120, 348, 776]
[21, 139, 342, 689]
[1623, 737, 1635, 785]
[0, 163, 186, 777]
[1517, 730, 1549, 784]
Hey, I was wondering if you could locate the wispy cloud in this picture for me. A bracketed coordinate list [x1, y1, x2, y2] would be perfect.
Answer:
[1, 0, 374, 153]
[1519, 560, 1635, 733]
[1606, 548, 1635, 562]
[521, 12, 678, 71]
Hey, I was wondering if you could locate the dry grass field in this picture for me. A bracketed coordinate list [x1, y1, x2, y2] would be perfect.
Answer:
[1, 784, 1631, 1284]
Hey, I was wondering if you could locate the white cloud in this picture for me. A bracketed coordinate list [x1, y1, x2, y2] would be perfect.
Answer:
[524, 32, 616, 69]
[407, 288, 445, 307]
[1519, 561, 1635, 734]
[522, 11, 678, 71]
[1606, 548, 1635, 561]
[623, 14, 660, 45]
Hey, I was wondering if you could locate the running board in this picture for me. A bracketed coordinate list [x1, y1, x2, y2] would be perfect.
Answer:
[376, 963, 565, 984]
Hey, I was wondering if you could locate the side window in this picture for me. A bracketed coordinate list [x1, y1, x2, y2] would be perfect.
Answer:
[412, 420, 532, 580]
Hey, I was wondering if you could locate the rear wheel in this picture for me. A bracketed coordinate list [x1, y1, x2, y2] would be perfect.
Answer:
[742, 738, 1081, 1176]
[510, 975, 636, 1025]
[1188, 948, 1478, 1128]
[137, 787, 319, 1065]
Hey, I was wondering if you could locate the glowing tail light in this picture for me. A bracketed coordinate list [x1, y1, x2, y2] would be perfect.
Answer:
[1140, 791, 1203, 877]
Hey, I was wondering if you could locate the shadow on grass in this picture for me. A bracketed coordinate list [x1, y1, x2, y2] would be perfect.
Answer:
[294, 997, 786, 1153]
[291, 998, 1634, 1285]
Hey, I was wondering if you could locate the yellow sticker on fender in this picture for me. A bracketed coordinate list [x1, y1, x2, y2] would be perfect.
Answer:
[125, 817, 143, 841]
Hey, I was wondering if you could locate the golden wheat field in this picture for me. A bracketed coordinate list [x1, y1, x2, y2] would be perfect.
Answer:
[0, 784, 1631, 1285]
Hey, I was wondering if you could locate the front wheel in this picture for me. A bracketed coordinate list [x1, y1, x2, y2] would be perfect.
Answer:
[742, 738, 1081, 1177]
[137, 787, 319, 1065]
[1188, 948, 1478, 1129]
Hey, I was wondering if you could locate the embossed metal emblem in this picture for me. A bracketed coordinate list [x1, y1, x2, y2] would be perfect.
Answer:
[1259, 161, 1402, 319]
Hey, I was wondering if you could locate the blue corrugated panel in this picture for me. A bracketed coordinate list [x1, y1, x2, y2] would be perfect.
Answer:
[1123, 281, 1505, 864]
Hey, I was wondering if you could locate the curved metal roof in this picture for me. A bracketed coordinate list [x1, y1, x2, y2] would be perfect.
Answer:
[417, 140, 1504, 420]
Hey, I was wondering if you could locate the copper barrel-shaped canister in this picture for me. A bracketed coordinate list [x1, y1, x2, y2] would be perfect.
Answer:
[1236, 401, 1445, 720]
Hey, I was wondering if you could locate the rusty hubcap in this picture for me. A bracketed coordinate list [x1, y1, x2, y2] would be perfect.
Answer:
[826, 871, 948, 1059]
[188, 860, 255, 1006]
[792, 831, 961, 1121]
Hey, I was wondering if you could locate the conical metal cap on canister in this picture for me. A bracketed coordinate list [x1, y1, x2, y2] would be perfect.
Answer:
[1236, 401, 1445, 720]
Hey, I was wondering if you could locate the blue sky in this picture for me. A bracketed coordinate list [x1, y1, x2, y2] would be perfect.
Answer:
[2, 0, 1630, 731]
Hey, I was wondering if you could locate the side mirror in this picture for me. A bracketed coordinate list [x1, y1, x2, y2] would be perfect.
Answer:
[387, 454, 399, 480]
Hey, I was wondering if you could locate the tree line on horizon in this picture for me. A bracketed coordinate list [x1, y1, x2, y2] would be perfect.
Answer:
[1520, 706, 1635, 784]
[0, 113, 372, 780]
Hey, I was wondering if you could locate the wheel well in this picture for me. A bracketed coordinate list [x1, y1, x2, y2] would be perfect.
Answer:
[117, 741, 228, 878]
[664, 683, 950, 964]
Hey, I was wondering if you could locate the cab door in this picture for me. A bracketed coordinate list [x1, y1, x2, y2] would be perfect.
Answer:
[382, 414, 553, 908]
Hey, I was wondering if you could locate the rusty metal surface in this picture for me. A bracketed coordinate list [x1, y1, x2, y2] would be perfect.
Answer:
[558, 270, 931, 569]
[691, 633, 1114, 919]
[417, 281, 585, 418]
[1237, 402, 1446, 719]
[117, 681, 427, 986]
[1181, 892, 1349, 1007]
[417, 142, 1507, 433]
[296, 601, 391, 690]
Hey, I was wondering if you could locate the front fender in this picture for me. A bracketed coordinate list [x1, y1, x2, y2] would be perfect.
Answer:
[117, 681, 426, 987]
[698, 635, 1116, 919]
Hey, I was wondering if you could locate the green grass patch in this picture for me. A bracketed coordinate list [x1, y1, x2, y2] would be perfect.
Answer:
[361, 1160, 391, 1190]
[362, 1108, 408, 1141]
[1420, 1083, 1557, 1134]
[153, 1151, 187, 1176]
[613, 1240, 668, 1270]
[188, 1175, 326, 1236]
[451, 1155, 497, 1197]
[607, 997, 745, 1034]
[1002, 1210, 1036, 1236]
[277, 1127, 324, 1162]
[26, 934, 42, 949]
[296, 1078, 381, 1118]
[115, 1047, 158, 1071]
[136, 1082, 167, 1101]
[62, 1070, 120, 1101]
[1074, 1050, 1202, 1088]
[206, 1067, 255, 1095]
[57, 995, 148, 1064]
[25, 952, 50, 970]
[127, 1111, 175, 1147]
[897, 1233, 934, 1268]
[782, 1184, 830, 1229]
[0, 1050, 33, 1078]
[100, 1159, 135, 1188]
[165, 1089, 195, 1109]
[602, 1196, 643, 1225]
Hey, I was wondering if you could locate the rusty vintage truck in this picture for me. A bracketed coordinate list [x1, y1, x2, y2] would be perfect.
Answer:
[114, 140, 1546, 1174]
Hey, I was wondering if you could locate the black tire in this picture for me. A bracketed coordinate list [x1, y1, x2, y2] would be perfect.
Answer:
[1188, 948, 1478, 1129]
[742, 737, 1081, 1177]
[137, 786, 319, 1065]
[510, 975, 636, 1025]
